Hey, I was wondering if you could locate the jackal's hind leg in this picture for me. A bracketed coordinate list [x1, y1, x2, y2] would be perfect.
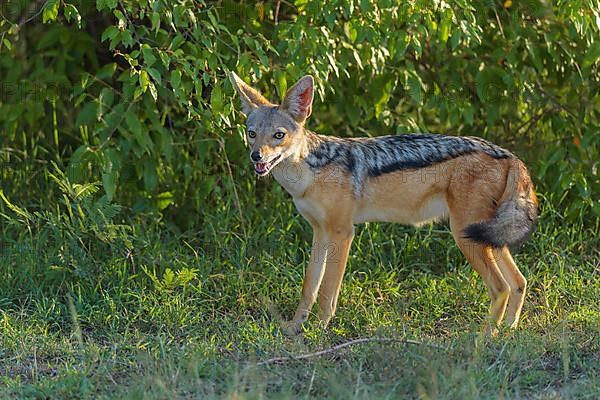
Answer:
[453, 235, 510, 335]
[493, 247, 527, 329]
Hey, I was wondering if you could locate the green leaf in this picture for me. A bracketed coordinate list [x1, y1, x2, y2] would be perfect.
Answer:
[67, 145, 94, 181]
[76, 101, 98, 127]
[539, 148, 566, 179]
[407, 75, 423, 104]
[133, 86, 144, 100]
[64, 4, 82, 28]
[449, 30, 461, 50]
[171, 70, 182, 90]
[525, 39, 543, 73]
[125, 109, 142, 137]
[211, 83, 223, 113]
[148, 82, 158, 101]
[173, 5, 188, 28]
[274, 71, 287, 100]
[0, 190, 32, 221]
[96, 63, 117, 80]
[172, 33, 185, 50]
[156, 192, 174, 211]
[98, 88, 114, 116]
[143, 159, 158, 191]
[114, 10, 127, 30]
[125, 110, 153, 153]
[475, 69, 488, 102]
[372, 75, 393, 117]
[101, 148, 120, 201]
[463, 103, 474, 126]
[392, 32, 409, 60]
[139, 70, 150, 93]
[147, 67, 161, 85]
[256, 46, 269, 67]
[101, 26, 119, 42]
[583, 42, 600, 68]
[486, 104, 500, 126]
[411, 36, 422, 59]
[158, 51, 170, 68]
[439, 9, 452, 43]
[101, 169, 117, 200]
[151, 12, 161, 32]
[42, 0, 60, 23]
[344, 21, 358, 43]
[361, 0, 373, 14]
[476, 67, 506, 103]
[142, 45, 157, 66]
[104, 0, 117, 10]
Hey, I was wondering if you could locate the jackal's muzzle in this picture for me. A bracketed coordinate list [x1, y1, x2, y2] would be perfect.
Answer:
[254, 154, 282, 176]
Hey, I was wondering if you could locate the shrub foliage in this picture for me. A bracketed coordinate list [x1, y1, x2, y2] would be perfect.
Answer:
[1, 0, 599, 222]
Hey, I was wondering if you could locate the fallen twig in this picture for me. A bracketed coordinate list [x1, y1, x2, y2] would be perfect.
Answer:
[486, 341, 508, 371]
[254, 337, 443, 366]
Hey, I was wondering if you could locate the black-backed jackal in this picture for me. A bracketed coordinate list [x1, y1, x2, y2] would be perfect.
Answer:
[230, 72, 538, 336]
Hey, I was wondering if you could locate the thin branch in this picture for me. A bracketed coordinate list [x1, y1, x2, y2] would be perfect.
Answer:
[218, 138, 247, 239]
[274, 1, 281, 25]
[254, 337, 442, 366]
[513, 105, 559, 137]
[118, 0, 141, 43]
[0, 0, 45, 30]
[18, 0, 46, 27]
[278, 0, 296, 9]
[493, 8, 505, 38]
[486, 341, 508, 371]
[0, 30, 6, 52]
[214, 34, 238, 54]
[0, 0, 49, 50]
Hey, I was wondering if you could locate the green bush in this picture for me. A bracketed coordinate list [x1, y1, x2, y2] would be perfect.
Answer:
[1, 0, 598, 223]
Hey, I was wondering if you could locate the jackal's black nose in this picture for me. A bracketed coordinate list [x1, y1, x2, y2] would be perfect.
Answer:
[250, 151, 262, 162]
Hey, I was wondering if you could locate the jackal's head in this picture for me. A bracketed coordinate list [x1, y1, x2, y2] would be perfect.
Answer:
[229, 72, 313, 176]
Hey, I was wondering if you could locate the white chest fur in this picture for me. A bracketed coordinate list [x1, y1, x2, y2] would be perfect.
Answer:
[272, 159, 314, 199]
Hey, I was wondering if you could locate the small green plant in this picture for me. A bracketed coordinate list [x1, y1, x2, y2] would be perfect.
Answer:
[143, 266, 199, 294]
[0, 167, 132, 286]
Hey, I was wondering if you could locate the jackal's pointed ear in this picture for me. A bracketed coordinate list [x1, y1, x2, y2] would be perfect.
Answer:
[229, 72, 271, 116]
[282, 75, 314, 124]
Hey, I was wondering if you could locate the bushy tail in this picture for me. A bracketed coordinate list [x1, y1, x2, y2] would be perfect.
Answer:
[464, 160, 538, 249]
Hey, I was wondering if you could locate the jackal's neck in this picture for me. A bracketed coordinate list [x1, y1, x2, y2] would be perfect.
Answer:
[299, 129, 327, 159]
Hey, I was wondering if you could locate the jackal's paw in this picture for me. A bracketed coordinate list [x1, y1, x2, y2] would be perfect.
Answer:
[281, 320, 303, 336]
[317, 312, 332, 327]
[481, 322, 499, 338]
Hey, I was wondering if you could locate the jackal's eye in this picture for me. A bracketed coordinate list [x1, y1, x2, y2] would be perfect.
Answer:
[247, 130, 256, 139]
[273, 131, 285, 140]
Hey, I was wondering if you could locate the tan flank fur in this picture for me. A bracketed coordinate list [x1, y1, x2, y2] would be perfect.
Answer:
[229, 72, 538, 336]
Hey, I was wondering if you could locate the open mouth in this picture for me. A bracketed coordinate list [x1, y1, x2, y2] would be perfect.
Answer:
[254, 154, 282, 176]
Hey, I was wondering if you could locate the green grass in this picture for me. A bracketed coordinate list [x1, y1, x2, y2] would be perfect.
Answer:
[0, 179, 599, 399]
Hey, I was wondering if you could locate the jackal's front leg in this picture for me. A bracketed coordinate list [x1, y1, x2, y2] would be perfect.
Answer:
[318, 226, 354, 326]
[282, 229, 328, 336]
